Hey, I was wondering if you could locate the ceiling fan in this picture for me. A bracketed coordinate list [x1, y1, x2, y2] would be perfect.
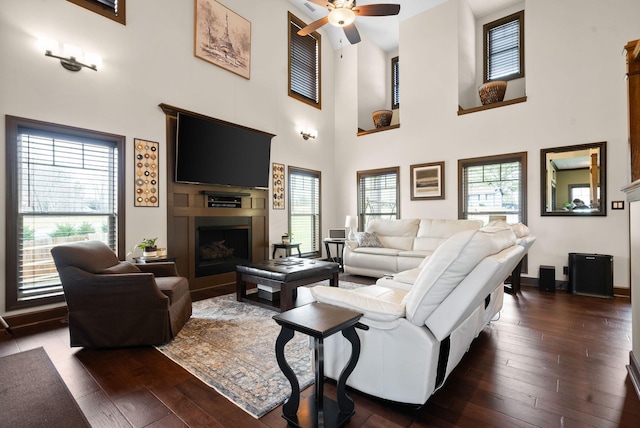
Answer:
[298, 0, 401, 45]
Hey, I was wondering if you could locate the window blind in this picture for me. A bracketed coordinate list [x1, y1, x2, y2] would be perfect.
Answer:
[289, 16, 320, 105]
[392, 56, 400, 109]
[486, 12, 523, 81]
[357, 168, 399, 229]
[17, 129, 118, 299]
[289, 168, 320, 255]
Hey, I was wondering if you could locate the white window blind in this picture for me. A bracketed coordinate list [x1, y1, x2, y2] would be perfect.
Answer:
[289, 168, 320, 255]
[289, 13, 320, 107]
[485, 11, 523, 81]
[357, 168, 399, 230]
[16, 129, 118, 300]
[392, 56, 400, 109]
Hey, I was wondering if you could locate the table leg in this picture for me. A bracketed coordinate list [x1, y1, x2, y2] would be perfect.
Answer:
[280, 283, 293, 312]
[236, 272, 246, 303]
[272, 247, 277, 258]
[275, 326, 300, 421]
[336, 325, 360, 416]
[296, 245, 301, 257]
[329, 271, 339, 287]
[313, 337, 325, 426]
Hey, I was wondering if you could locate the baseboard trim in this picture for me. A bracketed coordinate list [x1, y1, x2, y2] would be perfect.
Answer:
[627, 351, 640, 400]
[3, 306, 68, 331]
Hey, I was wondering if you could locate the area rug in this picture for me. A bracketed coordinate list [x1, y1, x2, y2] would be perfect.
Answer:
[156, 280, 364, 419]
[0, 346, 91, 427]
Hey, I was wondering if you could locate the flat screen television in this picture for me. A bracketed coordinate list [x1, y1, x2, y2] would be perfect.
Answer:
[175, 112, 273, 189]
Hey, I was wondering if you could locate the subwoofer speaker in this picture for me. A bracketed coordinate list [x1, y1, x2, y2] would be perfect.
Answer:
[568, 253, 613, 298]
[539, 265, 555, 292]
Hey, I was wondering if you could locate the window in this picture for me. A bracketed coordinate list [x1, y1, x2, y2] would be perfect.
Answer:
[67, 0, 126, 25]
[458, 152, 527, 225]
[357, 167, 399, 230]
[5, 116, 125, 310]
[288, 12, 321, 109]
[288, 167, 321, 256]
[483, 10, 524, 82]
[391, 56, 400, 109]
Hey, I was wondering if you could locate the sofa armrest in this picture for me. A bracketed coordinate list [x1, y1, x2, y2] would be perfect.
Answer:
[136, 262, 180, 277]
[310, 286, 405, 322]
[344, 239, 359, 251]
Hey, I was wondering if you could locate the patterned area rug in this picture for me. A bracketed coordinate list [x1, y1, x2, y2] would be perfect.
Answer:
[155, 280, 364, 419]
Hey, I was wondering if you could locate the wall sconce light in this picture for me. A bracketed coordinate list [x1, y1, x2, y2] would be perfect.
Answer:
[40, 38, 101, 72]
[300, 128, 318, 140]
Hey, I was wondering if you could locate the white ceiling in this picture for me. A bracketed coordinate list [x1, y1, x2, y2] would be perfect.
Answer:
[288, 0, 520, 52]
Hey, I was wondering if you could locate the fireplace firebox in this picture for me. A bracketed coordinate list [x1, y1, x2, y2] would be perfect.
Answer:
[195, 216, 251, 277]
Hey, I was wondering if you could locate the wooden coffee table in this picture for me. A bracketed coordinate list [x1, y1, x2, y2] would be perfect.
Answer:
[236, 258, 339, 312]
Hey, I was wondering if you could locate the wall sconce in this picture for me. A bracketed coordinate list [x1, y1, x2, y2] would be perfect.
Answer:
[40, 38, 101, 72]
[300, 128, 318, 140]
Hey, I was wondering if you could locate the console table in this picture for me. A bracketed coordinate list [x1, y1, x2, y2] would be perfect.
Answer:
[273, 302, 363, 428]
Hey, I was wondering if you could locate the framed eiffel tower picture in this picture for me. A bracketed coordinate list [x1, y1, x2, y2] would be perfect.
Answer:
[194, 0, 251, 79]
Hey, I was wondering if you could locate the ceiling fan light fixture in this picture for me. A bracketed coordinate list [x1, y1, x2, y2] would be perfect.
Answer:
[328, 8, 356, 27]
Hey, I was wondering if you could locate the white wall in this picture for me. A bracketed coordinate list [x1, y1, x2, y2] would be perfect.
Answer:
[334, 0, 639, 288]
[0, 0, 336, 315]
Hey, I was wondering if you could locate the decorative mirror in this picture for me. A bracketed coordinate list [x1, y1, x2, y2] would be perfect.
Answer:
[540, 141, 606, 216]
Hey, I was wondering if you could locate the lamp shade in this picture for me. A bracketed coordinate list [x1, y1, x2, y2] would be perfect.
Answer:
[345, 215, 357, 228]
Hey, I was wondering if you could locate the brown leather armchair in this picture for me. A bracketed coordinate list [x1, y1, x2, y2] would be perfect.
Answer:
[50, 240, 192, 348]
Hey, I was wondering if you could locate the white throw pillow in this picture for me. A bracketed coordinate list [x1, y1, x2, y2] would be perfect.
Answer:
[403, 226, 516, 326]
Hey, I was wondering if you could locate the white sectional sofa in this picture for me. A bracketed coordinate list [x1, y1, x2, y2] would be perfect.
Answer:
[343, 218, 484, 277]
[309, 223, 535, 405]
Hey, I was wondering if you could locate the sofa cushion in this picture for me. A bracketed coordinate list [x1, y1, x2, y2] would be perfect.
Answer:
[413, 219, 483, 252]
[353, 247, 401, 256]
[366, 218, 419, 251]
[356, 231, 382, 247]
[97, 261, 142, 274]
[404, 226, 516, 326]
[311, 285, 406, 322]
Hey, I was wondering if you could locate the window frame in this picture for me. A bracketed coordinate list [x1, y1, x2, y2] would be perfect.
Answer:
[288, 12, 322, 109]
[357, 166, 400, 231]
[288, 166, 321, 257]
[483, 10, 524, 83]
[67, 0, 126, 25]
[458, 152, 527, 226]
[5, 116, 126, 311]
[391, 56, 399, 109]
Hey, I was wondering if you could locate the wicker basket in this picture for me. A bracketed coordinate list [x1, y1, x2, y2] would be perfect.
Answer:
[372, 110, 393, 128]
[479, 81, 507, 105]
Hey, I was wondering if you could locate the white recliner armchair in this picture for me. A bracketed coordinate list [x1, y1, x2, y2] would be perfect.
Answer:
[309, 225, 534, 405]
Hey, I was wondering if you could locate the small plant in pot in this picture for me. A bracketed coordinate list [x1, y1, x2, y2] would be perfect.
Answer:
[138, 237, 158, 257]
[281, 232, 293, 244]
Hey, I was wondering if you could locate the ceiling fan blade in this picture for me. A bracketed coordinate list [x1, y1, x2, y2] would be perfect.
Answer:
[297, 16, 329, 36]
[353, 4, 401, 17]
[343, 23, 361, 44]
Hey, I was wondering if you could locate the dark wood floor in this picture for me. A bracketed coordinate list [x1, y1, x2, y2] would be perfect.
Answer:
[1, 276, 639, 427]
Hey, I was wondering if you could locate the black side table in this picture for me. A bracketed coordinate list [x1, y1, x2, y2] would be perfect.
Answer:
[272, 243, 302, 258]
[273, 302, 363, 428]
[323, 239, 345, 272]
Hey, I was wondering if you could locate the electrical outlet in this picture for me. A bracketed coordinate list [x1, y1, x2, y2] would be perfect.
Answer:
[563, 266, 568, 275]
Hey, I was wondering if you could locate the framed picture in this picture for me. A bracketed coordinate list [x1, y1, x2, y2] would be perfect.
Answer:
[273, 163, 285, 209]
[194, 0, 251, 79]
[410, 161, 445, 200]
[134, 139, 160, 207]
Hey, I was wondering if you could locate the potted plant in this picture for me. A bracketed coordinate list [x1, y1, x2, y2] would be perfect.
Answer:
[281, 232, 293, 244]
[138, 237, 158, 257]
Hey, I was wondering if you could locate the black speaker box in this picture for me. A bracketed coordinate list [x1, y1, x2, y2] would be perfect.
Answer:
[539, 265, 555, 292]
[568, 253, 613, 298]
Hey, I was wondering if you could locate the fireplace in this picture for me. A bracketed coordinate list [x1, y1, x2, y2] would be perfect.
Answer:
[195, 216, 251, 277]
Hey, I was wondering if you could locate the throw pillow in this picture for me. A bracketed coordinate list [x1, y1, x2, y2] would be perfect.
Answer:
[356, 231, 382, 247]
